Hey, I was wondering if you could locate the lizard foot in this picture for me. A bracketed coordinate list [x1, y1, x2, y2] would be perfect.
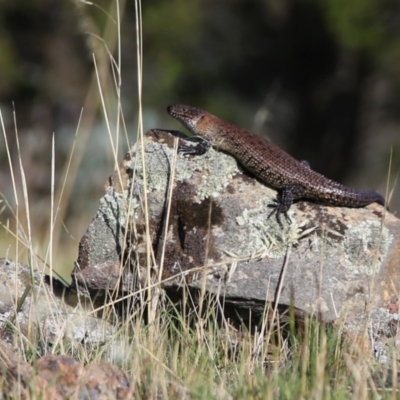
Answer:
[267, 199, 292, 228]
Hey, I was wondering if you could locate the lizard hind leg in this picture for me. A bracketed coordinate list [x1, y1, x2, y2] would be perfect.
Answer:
[267, 185, 304, 226]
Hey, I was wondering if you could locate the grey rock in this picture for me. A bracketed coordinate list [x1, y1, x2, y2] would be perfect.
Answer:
[0, 258, 116, 348]
[73, 129, 400, 333]
[0, 258, 131, 399]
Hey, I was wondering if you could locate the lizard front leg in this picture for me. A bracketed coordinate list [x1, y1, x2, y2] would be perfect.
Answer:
[178, 136, 212, 156]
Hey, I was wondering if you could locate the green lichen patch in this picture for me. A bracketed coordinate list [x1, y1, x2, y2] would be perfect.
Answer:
[176, 147, 240, 200]
[133, 141, 177, 193]
[134, 140, 240, 200]
[99, 186, 131, 226]
[343, 220, 393, 275]
[235, 199, 296, 259]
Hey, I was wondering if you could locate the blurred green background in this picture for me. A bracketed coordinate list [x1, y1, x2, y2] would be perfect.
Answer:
[0, 0, 399, 278]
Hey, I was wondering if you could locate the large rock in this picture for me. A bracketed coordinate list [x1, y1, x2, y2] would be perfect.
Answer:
[72, 129, 400, 332]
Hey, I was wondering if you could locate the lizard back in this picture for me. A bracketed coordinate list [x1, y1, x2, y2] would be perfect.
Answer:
[167, 104, 385, 208]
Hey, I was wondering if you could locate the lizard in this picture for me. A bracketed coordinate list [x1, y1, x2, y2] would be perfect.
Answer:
[167, 104, 385, 224]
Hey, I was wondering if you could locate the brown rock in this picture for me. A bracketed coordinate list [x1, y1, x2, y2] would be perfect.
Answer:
[0, 344, 131, 400]
[36, 355, 131, 399]
[36, 355, 82, 398]
[80, 362, 131, 399]
[0, 339, 61, 399]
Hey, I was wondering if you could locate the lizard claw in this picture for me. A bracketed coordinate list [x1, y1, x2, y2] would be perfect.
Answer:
[178, 144, 200, 156]
[267, 200, 292, 227]
[266, 186, 297, 227]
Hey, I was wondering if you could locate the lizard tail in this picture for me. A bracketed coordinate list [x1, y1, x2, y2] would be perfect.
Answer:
[361, 190, 385, 207]
[341, 189, 386, 208]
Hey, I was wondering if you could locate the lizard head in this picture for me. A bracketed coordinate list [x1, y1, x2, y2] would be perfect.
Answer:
[167, 104, 210, 136]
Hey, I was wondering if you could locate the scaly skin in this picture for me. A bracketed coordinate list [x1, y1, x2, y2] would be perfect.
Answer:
[167, 104, 385, 221]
